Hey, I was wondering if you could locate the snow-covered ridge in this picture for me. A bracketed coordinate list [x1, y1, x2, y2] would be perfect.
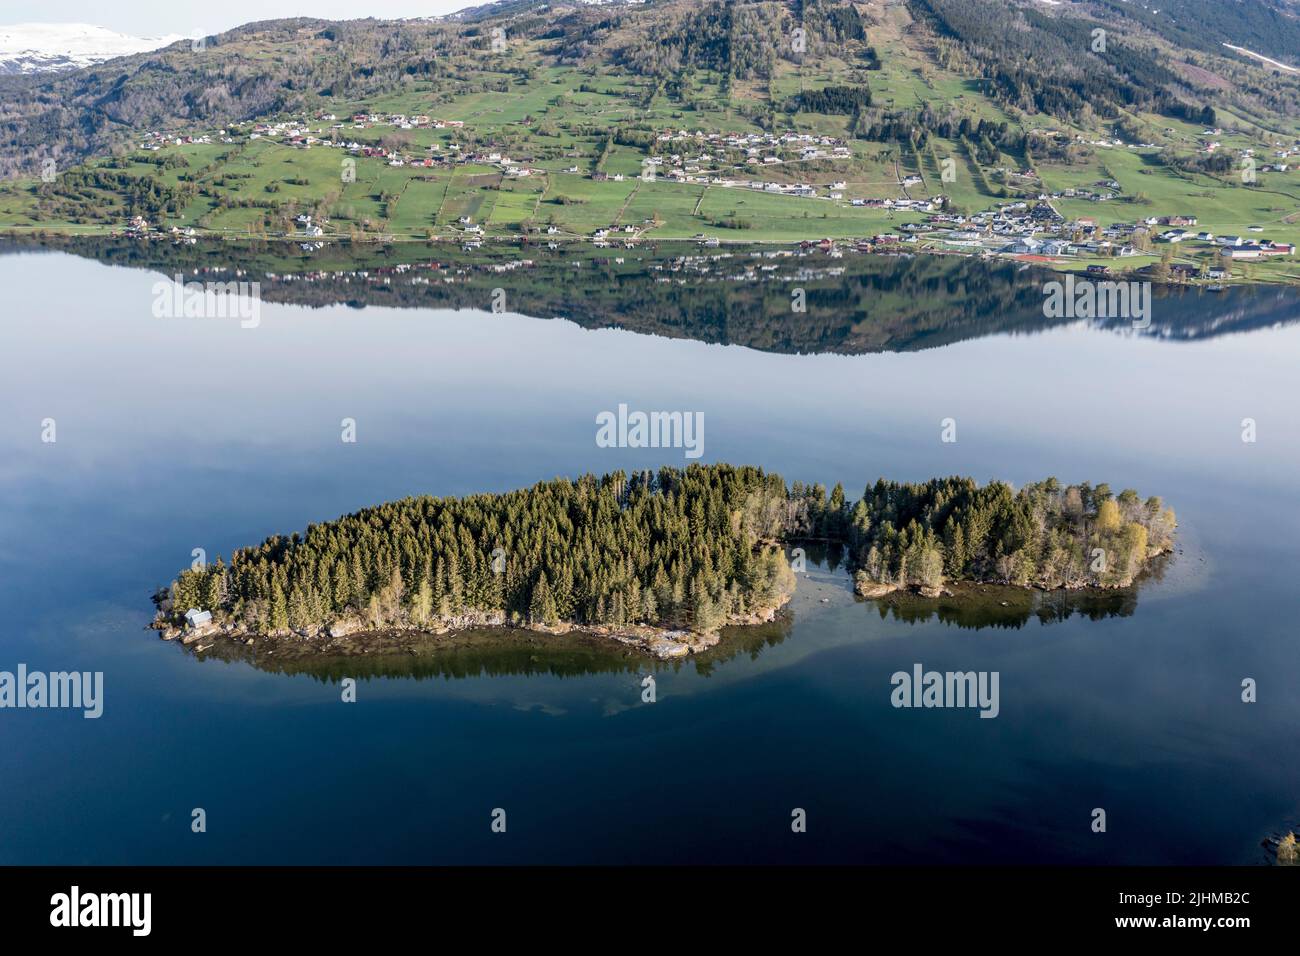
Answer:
[0, 22, 185, 75]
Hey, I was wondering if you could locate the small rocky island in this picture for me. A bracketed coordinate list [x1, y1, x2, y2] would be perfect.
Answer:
[153, 464, 1175, 658]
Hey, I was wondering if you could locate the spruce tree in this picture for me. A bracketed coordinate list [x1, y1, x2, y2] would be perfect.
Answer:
[268, 578, 289, 633]
[529, 573, 558, 625]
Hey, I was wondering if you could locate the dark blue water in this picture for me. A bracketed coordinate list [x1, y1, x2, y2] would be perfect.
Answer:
[1, 249, 1297, 864]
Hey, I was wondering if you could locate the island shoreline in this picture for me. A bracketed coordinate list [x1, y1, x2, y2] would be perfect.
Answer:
[155, 596, 794, 661]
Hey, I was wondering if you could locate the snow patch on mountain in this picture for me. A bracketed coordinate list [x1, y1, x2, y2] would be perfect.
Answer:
[0, 22, 184, 75]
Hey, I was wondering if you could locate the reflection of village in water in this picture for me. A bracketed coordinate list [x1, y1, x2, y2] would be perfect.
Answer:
[12, 237, 1297, 357]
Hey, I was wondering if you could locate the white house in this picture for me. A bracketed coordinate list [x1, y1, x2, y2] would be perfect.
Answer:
[184, 609, 213, 629]
[1222, 245, 1264, 260]
[1006, 238, 1043, 254]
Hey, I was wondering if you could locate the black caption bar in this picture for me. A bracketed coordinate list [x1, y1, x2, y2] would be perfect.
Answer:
[0, 866, 1281, 941]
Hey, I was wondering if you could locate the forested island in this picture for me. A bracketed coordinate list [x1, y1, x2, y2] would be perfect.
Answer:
[153, 463, 1176, 658]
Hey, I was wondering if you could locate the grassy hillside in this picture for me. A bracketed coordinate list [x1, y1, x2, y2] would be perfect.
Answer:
[0, 0, 1296, 273]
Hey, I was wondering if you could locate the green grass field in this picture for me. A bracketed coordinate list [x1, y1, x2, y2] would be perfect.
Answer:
[1, 17, 1296, 285]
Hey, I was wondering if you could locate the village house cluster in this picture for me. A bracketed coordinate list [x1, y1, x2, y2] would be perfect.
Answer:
[120, 109, 1295, 276]
[644, 128, 852, 198]
[910, 198, 1293, 267]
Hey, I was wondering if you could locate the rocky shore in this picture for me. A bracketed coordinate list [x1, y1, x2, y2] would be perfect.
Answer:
[154, 597, 791, 661]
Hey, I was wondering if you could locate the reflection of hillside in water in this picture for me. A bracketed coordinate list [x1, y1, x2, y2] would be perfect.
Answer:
[9, 237, 1298, 355]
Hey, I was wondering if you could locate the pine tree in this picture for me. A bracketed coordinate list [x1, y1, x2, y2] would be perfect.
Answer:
[529, 573, 558, 625]
[945, 523, 966, 578]
[268, 578, 289, 633]
[349, 551, 367, 604]
[641, 587, 658, 623]
[288, 584, 311, 631]
[408, 577, 434, 627]
[692, 590, 725, 632]
[331, 558, 351, 611]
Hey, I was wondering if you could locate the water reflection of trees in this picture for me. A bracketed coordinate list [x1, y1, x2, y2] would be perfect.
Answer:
[867, 587, 1138, 629]
[864, 554, 1170, 630]
[184, 615, 796, 684]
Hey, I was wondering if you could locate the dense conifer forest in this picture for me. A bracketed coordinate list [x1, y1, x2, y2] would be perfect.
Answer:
[158, 463, 1175, 638]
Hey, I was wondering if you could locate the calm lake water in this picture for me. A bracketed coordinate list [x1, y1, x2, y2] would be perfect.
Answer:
[1, 248, 1298, 864]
